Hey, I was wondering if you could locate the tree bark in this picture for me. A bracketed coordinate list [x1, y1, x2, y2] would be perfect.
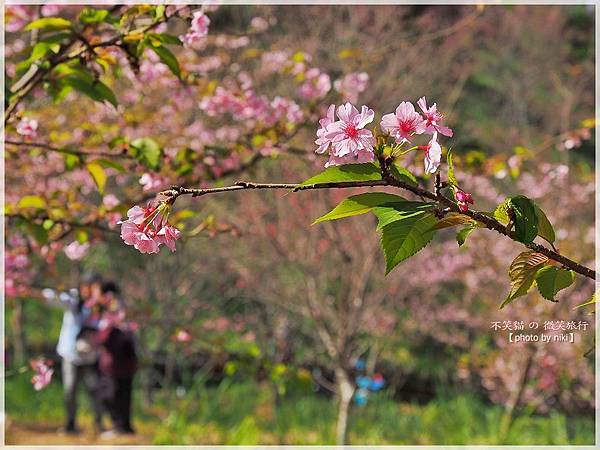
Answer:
[335, 367, 355, 445]
[11, 298, 28, 368]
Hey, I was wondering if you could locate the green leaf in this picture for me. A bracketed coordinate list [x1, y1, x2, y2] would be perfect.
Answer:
[447, 149, 458, 186]
[29, 41, 61, 61]
[510, 195, 538, 244]
[25, 17, 73, 31]
[456, 226, 474, 247]
[372, 201, 435, 230]
[63, 153, 82, 171]
[75, 228, 89, 244]
[501, 252, 549, 308]
[533, 204, 556, 245]
[86, 162, 107, 194]
[378, 210, 437, 274]
[63, 75, 118, 107]
[79, 8, 110, 24]
[147, 43, 181, 79]
[147, 33, 183, 46]
[535, 266, 575, 302]
[130, 138, 162, 170]
[17, 195, 46, 210]
[313, 192, 404, 225]
[26, 222, 49, 245]
[390, 162, 417, 186]
[94, 158, 126, 172]
[299, 163, 382, 187]
[493, 198, 512, 224]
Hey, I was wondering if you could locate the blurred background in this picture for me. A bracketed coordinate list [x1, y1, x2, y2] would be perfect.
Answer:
[4, 4, 595, 445]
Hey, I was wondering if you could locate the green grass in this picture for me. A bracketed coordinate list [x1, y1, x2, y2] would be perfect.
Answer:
[6, 374, 594, 445]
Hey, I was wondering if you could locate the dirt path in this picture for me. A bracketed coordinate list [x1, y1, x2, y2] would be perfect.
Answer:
[5, 421, 153, 445]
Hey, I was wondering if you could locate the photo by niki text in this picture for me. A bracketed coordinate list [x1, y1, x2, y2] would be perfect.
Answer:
[490, 320, 590, 344]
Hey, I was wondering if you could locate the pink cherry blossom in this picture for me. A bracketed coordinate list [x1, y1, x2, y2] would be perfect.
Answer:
[63, 241, 90, 260]
[120, 204, 181, 254]
[298, 68, 331, 100]
[30, 358, 54, 391]
[140, 173, 169, 192]
[102, 194, 120, 210]
[455, 189, 474, 212]
[323, 103, 375, 166]
[417, 96, 453, 137]
[334, 72, 369, 103]
[6, 6, 34, 32]
[380, 101, 426, 143]
[180, 11, 210, 47]
[156, 225, 181, 252]
[418, 132, 442, 174]
[315, 104, 336, 155]
[16, 117, 38, 137]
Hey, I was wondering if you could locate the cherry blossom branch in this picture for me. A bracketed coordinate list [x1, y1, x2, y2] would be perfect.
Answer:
[162, 171, 595, 281]
[5, 139, 134, 159]
[5, 6, 185, 124]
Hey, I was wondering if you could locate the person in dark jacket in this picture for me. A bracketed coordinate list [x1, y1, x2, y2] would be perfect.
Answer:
[94, 281, 137, 435]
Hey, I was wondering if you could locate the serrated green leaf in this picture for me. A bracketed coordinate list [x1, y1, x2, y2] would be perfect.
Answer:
[25, 17, 72, 31]
[299, 163, 382, 187]
[534, 204, 555, 245]
[535, 266, 575, 302]
[379, 211, 437, 274]
[313, 192, 404, 225]
[510, 195, 538, 244]
[86, 162, 107, 194]
[390, 163, 417, 186]
[79, 8, 109, 24]
[501, 252, 549, 308]
[130, 138, 162, 170]
[447, 149, 458, 186]
[17, 195, 46, 210]
[146, 43, 181, 79]
[456, 226, 474, 247]
[63, 75, 118, 107]
[372, 202, 435, 230]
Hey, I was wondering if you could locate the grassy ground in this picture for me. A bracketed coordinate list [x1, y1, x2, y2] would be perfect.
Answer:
[5, 373, 594, 445]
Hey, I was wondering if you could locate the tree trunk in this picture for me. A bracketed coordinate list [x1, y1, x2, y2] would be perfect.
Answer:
[335, 367, 355, 445]
[11, 298, 28, 368]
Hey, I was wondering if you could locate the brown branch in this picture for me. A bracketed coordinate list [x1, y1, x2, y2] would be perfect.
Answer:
[162, 167, 595, 281]
[5, 139, 133, 159]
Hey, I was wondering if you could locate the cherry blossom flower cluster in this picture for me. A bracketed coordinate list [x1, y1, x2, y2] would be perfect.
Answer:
[454, 189, 475, 212]
[180, 10, 211, 47]
[30, 358, 54, 391]
[299, 68, 332, 100]
[200, 86, 304, 126]
[120, 202, 181, 254]
[334, 72, 369, 103]
[315, 97, 453, 171]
